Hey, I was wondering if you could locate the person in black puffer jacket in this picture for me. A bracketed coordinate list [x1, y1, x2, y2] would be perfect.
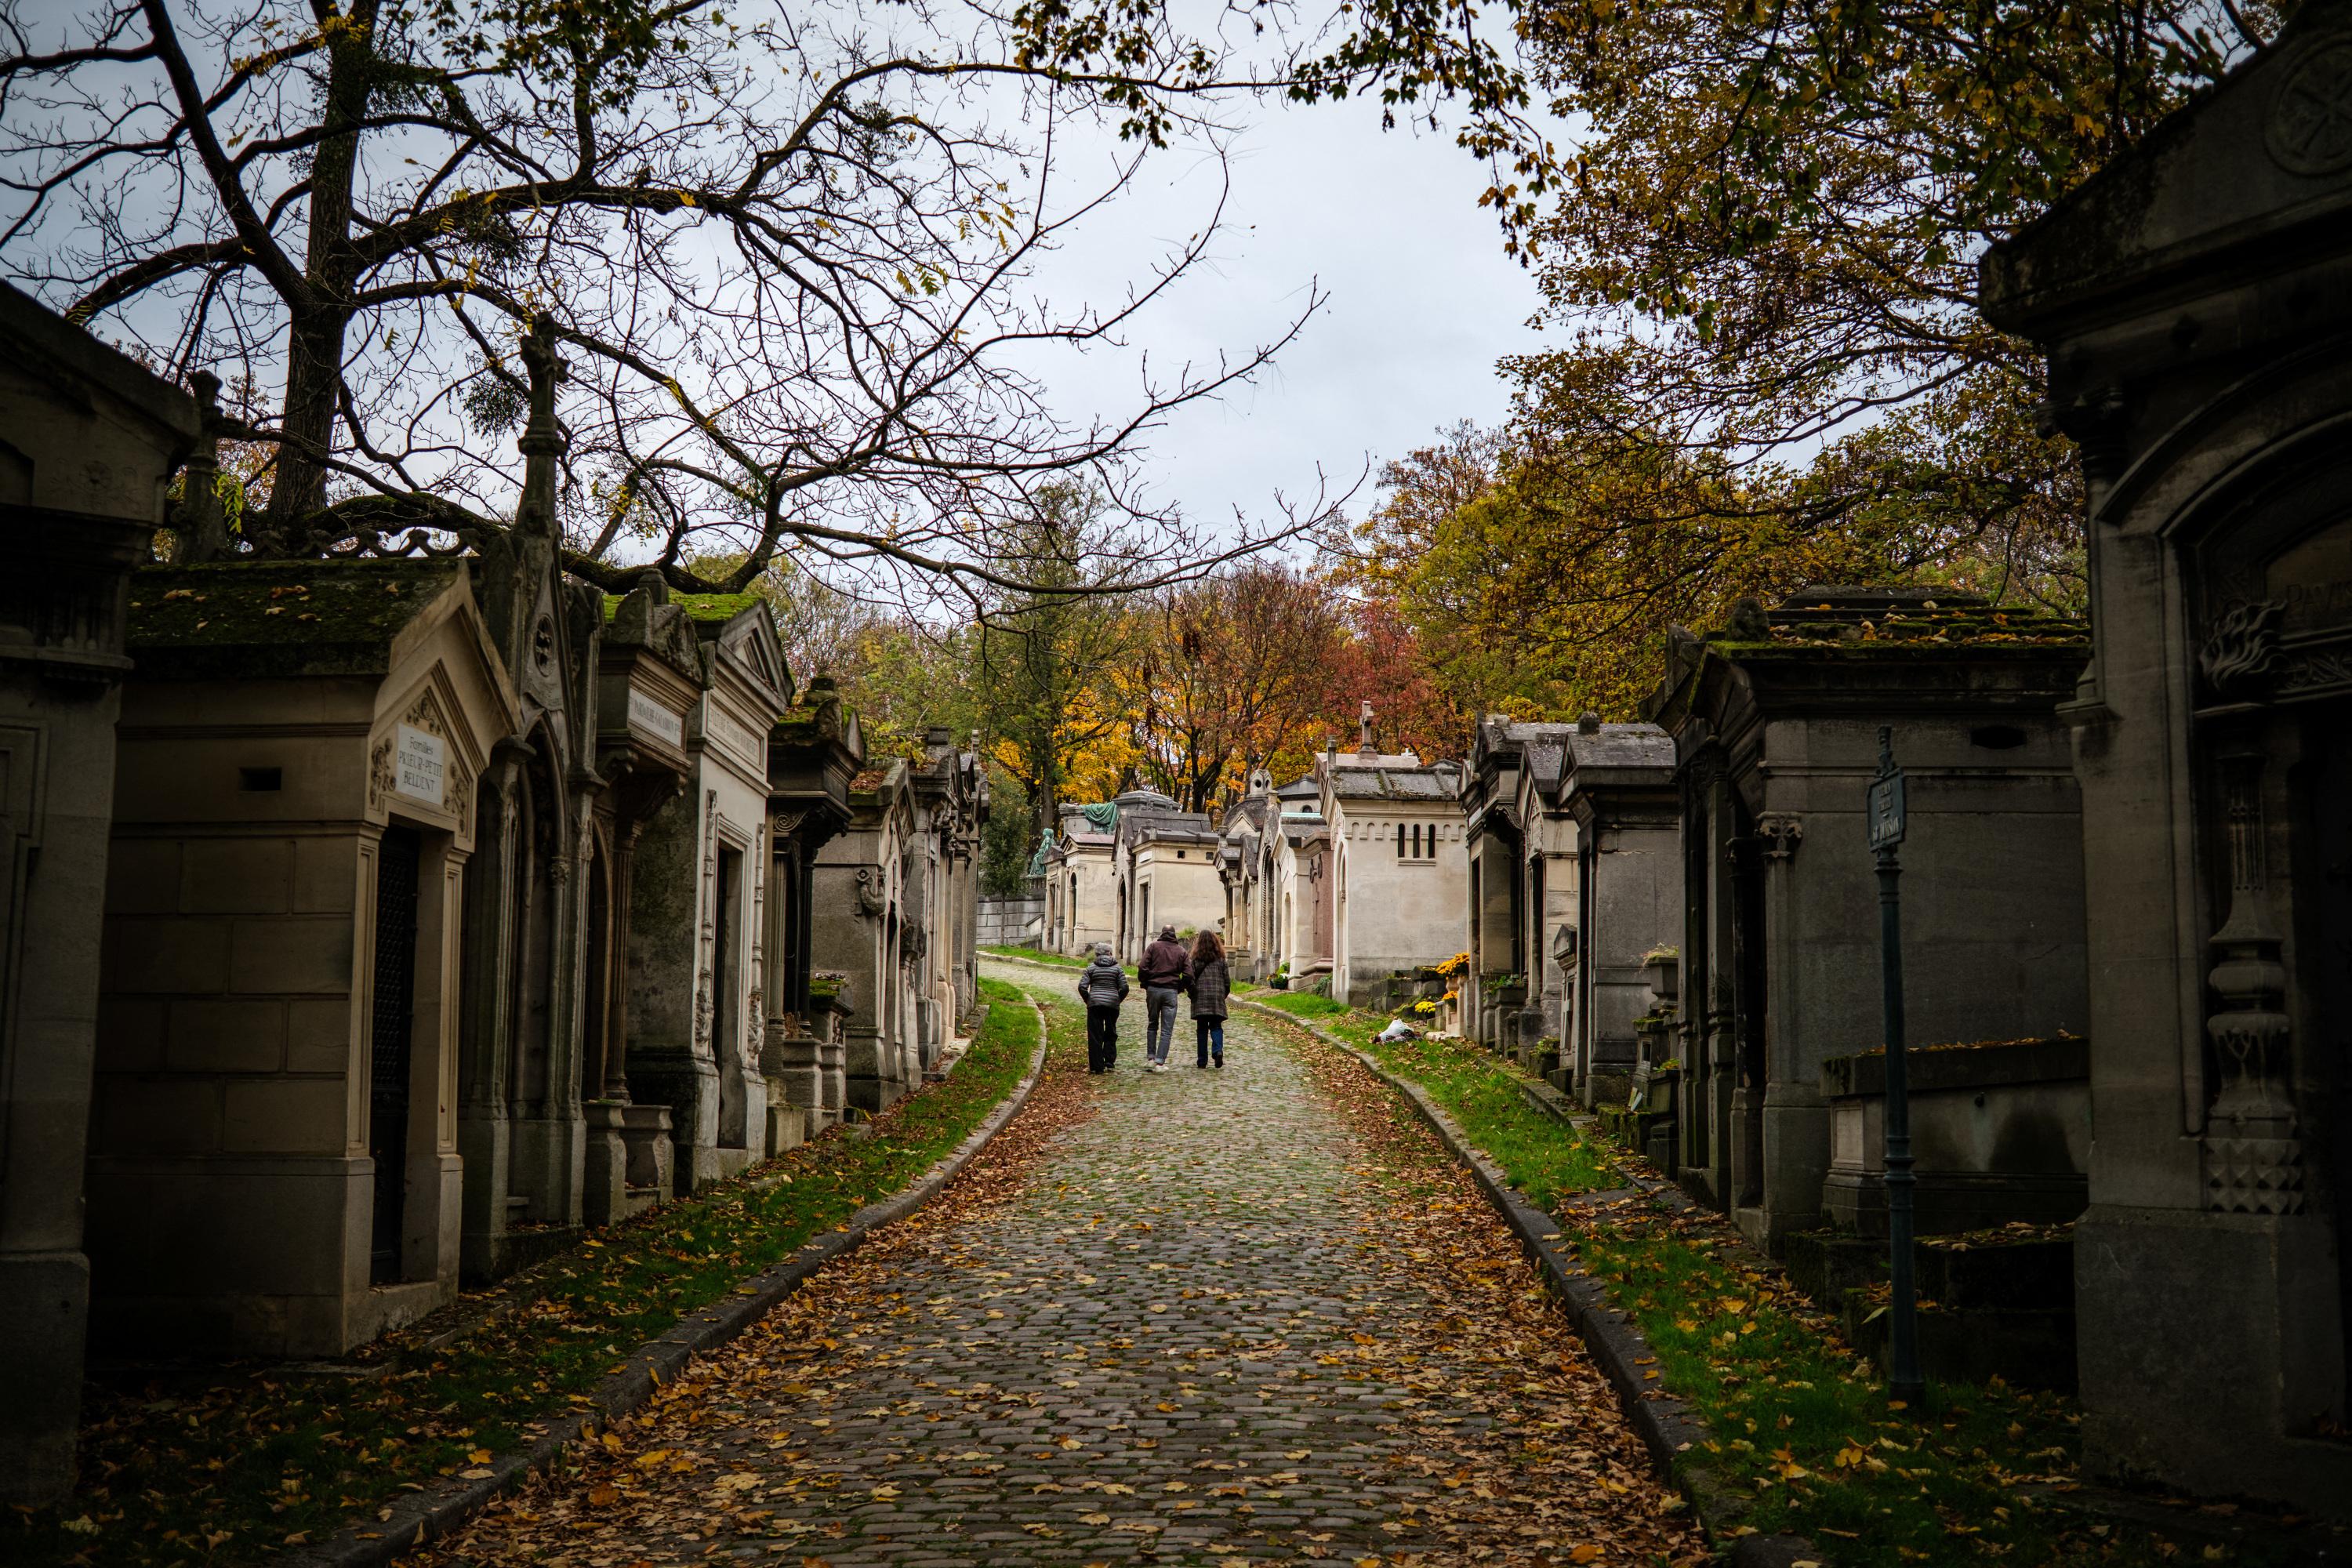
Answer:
[1076, 943, 1130, 1074]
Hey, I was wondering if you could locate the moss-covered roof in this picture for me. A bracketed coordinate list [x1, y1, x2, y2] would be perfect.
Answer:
[127, 558, 463, 679]
[675, 592, 764, 626]
[600, 590, 764, 627]
[1708, 586, 2087, 657]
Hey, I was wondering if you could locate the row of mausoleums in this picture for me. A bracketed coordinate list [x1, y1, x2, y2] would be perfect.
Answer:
[0, 287, 985, 1504]
[1040, 705, 1469, 1001]
[1034, 4, 2352, 1510]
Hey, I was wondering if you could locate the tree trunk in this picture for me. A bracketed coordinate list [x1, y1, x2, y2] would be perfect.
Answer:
[264, 306, 354, 546]
[261, 0, 377, 543]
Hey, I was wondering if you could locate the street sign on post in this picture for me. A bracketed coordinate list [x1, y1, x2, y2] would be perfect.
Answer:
[1868, 725, 1926, 1408]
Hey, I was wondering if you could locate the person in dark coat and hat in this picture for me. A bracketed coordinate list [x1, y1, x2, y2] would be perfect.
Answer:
[1136, 924, 1191, 1073]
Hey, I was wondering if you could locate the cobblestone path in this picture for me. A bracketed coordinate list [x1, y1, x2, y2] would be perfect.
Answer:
[420, 968, 1701, 1567]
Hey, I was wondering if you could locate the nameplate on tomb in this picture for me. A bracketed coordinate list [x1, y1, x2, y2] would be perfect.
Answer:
[629, 688, 684, 747]
[711, 706, 766, 770]
[396, 724, 447, 807]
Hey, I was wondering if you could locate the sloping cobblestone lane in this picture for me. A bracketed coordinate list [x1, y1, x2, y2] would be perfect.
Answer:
[419, 966, 1704, 1567]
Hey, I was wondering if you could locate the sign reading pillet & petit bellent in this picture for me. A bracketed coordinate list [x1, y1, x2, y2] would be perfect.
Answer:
[396, 724, 447, 807]
[628, 687, 684, 747]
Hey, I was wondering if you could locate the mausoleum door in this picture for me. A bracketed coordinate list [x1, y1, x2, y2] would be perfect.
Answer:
[369, 826, 423, 1285]
[510, 750, 561, 1113]
[715, 844, 746, 1149]
[2185, 472, 2352, 1422]
[1730, 822, 1768, 1210]
[2296, 702, 2352, 1406]
[1526, 853, 1545, 989]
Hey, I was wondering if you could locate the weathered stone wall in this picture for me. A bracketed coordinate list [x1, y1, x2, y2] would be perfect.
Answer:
[1820, 1036, 2089, 1235]
[977, 894, 1044, 946]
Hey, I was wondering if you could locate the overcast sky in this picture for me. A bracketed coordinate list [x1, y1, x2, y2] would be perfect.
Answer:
[1018, 93, 1549, 548]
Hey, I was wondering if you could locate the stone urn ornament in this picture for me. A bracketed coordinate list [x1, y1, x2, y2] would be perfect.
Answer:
[1642, 946, 1679, 1008]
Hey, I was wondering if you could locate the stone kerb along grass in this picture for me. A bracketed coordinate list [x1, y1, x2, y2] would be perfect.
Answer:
[6, 980, 1047, 1568]
[1241, 994, 2241, 1568]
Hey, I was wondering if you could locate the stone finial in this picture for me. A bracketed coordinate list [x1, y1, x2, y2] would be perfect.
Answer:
[1358, 699, 1375, 753]
[1577, 710, 1601, 735]
[634, 565, 668, 604]
[516, 316, 568, 539]
[1723, 597, 1770, 641]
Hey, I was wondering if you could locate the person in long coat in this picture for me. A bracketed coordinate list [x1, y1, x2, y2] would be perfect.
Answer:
[1189, 927, 1230, 1069]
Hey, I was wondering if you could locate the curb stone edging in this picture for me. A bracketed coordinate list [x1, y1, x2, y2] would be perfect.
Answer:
[1234, 997, 1828, 1568]
[283, 1003, 1052, 1568]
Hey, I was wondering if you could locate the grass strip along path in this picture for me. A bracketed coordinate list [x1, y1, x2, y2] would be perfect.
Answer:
[1241, 993, 2262, 1568]
[8, 979, 1043, 1568]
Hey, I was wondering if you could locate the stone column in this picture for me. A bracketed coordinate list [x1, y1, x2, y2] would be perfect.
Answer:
[1727, 828, 1766, 1214]
[1704, 764, 1740, 1210]
[583, 808, 671, 1225]
[457, 751, 523, 1280]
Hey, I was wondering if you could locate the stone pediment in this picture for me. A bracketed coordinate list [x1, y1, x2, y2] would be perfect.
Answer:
[1984, 0, 2352, 328]
[674, 592, 794, 706]
[370, 678, 477, 825]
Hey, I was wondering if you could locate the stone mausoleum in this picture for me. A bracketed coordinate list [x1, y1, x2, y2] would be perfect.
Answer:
[0, 283, 201, 1504]
[1319, 710, 1468, 1007]
[1044, 799, 1119, 956]
[1111, 788, 1223, 960]
[92, 558, 519, 1353]
[760, 676, 864, 1139]
[1547, 718, 1680, 1109]
[1983, 0, 2352, 1510]
[1645, 587, 2093, 1249]
[0, 289, 991, 1508]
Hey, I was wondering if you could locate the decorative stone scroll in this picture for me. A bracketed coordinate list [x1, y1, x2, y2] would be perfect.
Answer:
[1756, 814, 1804, 860]
[2198, 599, 2284, 700]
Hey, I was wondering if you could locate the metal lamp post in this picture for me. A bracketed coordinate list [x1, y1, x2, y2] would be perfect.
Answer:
[1867, 725, 1926, 1407]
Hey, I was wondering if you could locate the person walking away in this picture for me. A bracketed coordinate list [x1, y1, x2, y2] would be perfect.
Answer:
[1076, 943, 1130, 1074]
[1138, 924, 1190, 1074]
[1189, 928, 1230, 1069]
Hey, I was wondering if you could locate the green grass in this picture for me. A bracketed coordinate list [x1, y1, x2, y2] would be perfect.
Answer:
[983, 942, 1087, 967]
[13, 982, 1047, 1567]
[999, 974, 1095, 1053]
[1254, 989, 1348, 1018]
[1251, 998, 1615, 1207]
